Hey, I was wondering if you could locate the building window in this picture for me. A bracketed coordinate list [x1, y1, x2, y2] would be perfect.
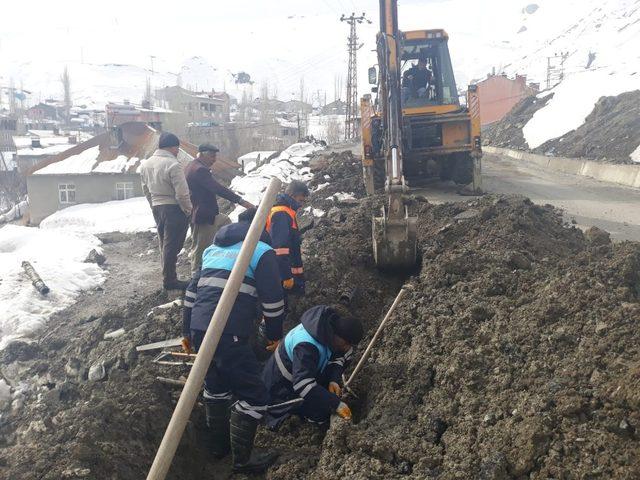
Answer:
[116, 182, 134, 200]
[58, 183, 76, 204]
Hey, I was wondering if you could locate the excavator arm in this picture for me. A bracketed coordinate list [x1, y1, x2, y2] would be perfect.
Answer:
[372, 0, 418, 269]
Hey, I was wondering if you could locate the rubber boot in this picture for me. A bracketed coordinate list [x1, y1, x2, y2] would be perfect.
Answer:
[204, 400, 231, 458]
[230, 409, 278, 473]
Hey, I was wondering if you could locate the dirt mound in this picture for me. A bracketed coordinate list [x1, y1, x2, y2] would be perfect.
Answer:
[483, 94, 552, 150]
[536, 90, 640, 163]
[304, 195, 640, 479]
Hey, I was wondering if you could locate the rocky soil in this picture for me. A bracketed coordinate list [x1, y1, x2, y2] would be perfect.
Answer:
[1, 149, 639, 479]
[484, 90, 640, 164]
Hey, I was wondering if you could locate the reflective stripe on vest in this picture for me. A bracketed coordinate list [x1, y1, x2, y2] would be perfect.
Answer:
[266, 205, 298, 233]
[201, 240, 272, 279]
[291, 266, 304, 275]
[283, 324, 332, 376]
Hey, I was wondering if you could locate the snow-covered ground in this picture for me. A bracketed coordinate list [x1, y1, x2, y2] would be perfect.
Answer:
[229, 142, 324, 220]
[0, 225, 105, 350]
[40, 197, 155, 234]
[0, 197, 159, 349]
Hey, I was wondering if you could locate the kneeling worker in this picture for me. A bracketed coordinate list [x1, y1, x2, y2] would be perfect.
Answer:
[189, 208, 285, 473]
[262, 305, 363, 429]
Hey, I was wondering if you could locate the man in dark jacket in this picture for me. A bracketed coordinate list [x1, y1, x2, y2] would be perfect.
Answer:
[262, 305, 363, 430]
[188, 208, 285, 474]
[185, 143, 255, 274]
[402, 57, 432, 101]
[266, 180, 309, 295]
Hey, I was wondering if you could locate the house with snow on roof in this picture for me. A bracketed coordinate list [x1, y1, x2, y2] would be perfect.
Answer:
[26, 121, 241, 224]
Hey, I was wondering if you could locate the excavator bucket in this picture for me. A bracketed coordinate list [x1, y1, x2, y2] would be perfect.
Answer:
[372, 203, 418, 269]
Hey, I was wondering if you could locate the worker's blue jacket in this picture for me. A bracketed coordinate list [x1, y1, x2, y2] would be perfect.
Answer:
[262, 305, 353, 429]
[187, 221, 285, 341]
[266, 194, 304, 290]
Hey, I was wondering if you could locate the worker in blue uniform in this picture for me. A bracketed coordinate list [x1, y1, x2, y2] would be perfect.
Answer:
[262, 304, 363, 429]
[187, 208, 285, 474]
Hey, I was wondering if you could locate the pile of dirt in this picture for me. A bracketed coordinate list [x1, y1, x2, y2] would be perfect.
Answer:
[303, 195, 640, 479]
[482, 94, 552, 150]
[536, 90, 640, 163]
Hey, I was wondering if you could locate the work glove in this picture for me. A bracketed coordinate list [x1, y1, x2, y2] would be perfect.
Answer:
[181, 337, 193, 354]
[328, 382, 342, 397]
[336, 401, 352, 420]
[266, 339, 280, 352]
[283, 278, 295, 290]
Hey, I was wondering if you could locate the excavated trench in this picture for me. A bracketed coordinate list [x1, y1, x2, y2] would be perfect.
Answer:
[2, 150, 640, 479]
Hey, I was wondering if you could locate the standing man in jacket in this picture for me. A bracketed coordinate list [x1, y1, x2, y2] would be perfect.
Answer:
[140, 132, 192, 291]
[189, 208, 285, 473]
[185, 143, 255, 274]
[262, 304, 363, 429]
[266, 180, 309, 295]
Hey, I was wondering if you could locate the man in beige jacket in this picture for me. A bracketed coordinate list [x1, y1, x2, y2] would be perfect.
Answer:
[140, 132, 192, 290]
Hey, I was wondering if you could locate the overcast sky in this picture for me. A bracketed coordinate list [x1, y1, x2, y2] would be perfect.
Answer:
[0, 0, 534, 103]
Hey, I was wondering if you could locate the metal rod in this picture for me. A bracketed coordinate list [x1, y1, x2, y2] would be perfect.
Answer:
[344, 285, 411, 389]
[146, 177, 282, 480]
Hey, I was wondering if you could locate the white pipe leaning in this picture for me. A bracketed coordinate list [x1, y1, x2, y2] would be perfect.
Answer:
[344, 284, 411, 389]
[146, 177, 282, 480]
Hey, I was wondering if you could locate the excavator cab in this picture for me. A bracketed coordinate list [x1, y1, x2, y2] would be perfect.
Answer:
[400, 35, 459, 108]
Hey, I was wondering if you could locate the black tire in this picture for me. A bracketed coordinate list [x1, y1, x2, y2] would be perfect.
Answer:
[452, 155, 474, 185]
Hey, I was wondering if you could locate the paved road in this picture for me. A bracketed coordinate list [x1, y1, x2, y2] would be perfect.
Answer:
[414, 153, 640, 242]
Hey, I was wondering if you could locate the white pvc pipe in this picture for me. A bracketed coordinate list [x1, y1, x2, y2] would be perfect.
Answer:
[146, 177, 282, 480]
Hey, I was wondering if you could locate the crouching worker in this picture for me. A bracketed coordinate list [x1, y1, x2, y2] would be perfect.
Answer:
[262, 305, 363, 430]
[189, 208, 286, 473]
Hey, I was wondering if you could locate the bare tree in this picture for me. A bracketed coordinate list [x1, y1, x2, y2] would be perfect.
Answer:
[326, 116, 343, 145]
[61, 67, 72, 125]
[8, 78, 16, 115]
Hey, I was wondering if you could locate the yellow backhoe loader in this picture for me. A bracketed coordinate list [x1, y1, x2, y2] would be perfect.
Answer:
[362, 0, 482, 269]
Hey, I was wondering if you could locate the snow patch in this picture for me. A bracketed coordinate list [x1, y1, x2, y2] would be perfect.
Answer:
[92, 155, 139, 173]
[229, 142, 324, 220]
[40, 197, 155, 234]
[631, 143, 640, 164]
[0, 225, 105, 350]
[327, 192, 356, 202]
[34, 145, 100, 175]
[303, 206, 325, 218]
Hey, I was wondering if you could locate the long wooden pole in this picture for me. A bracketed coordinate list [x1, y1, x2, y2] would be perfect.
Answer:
[146, 177, 282, 480]
[344, 284, 411, 389]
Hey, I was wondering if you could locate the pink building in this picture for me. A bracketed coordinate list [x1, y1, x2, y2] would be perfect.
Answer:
[476, 74, 539, 128]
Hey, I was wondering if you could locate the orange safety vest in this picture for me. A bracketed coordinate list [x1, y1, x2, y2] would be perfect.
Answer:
[266, 205, 298, 233]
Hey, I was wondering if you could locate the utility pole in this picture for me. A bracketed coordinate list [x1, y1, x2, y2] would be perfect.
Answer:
[545, 51, 569, 89]
[340, 12, 371, 140]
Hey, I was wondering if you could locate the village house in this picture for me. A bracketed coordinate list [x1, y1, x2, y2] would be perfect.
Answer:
[475, 73, 540, 128]
[26, 121, 241, 224]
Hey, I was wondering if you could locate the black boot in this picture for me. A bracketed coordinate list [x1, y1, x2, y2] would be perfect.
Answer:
[204, 400, 231, 458]
[230, 409, 278, 473]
